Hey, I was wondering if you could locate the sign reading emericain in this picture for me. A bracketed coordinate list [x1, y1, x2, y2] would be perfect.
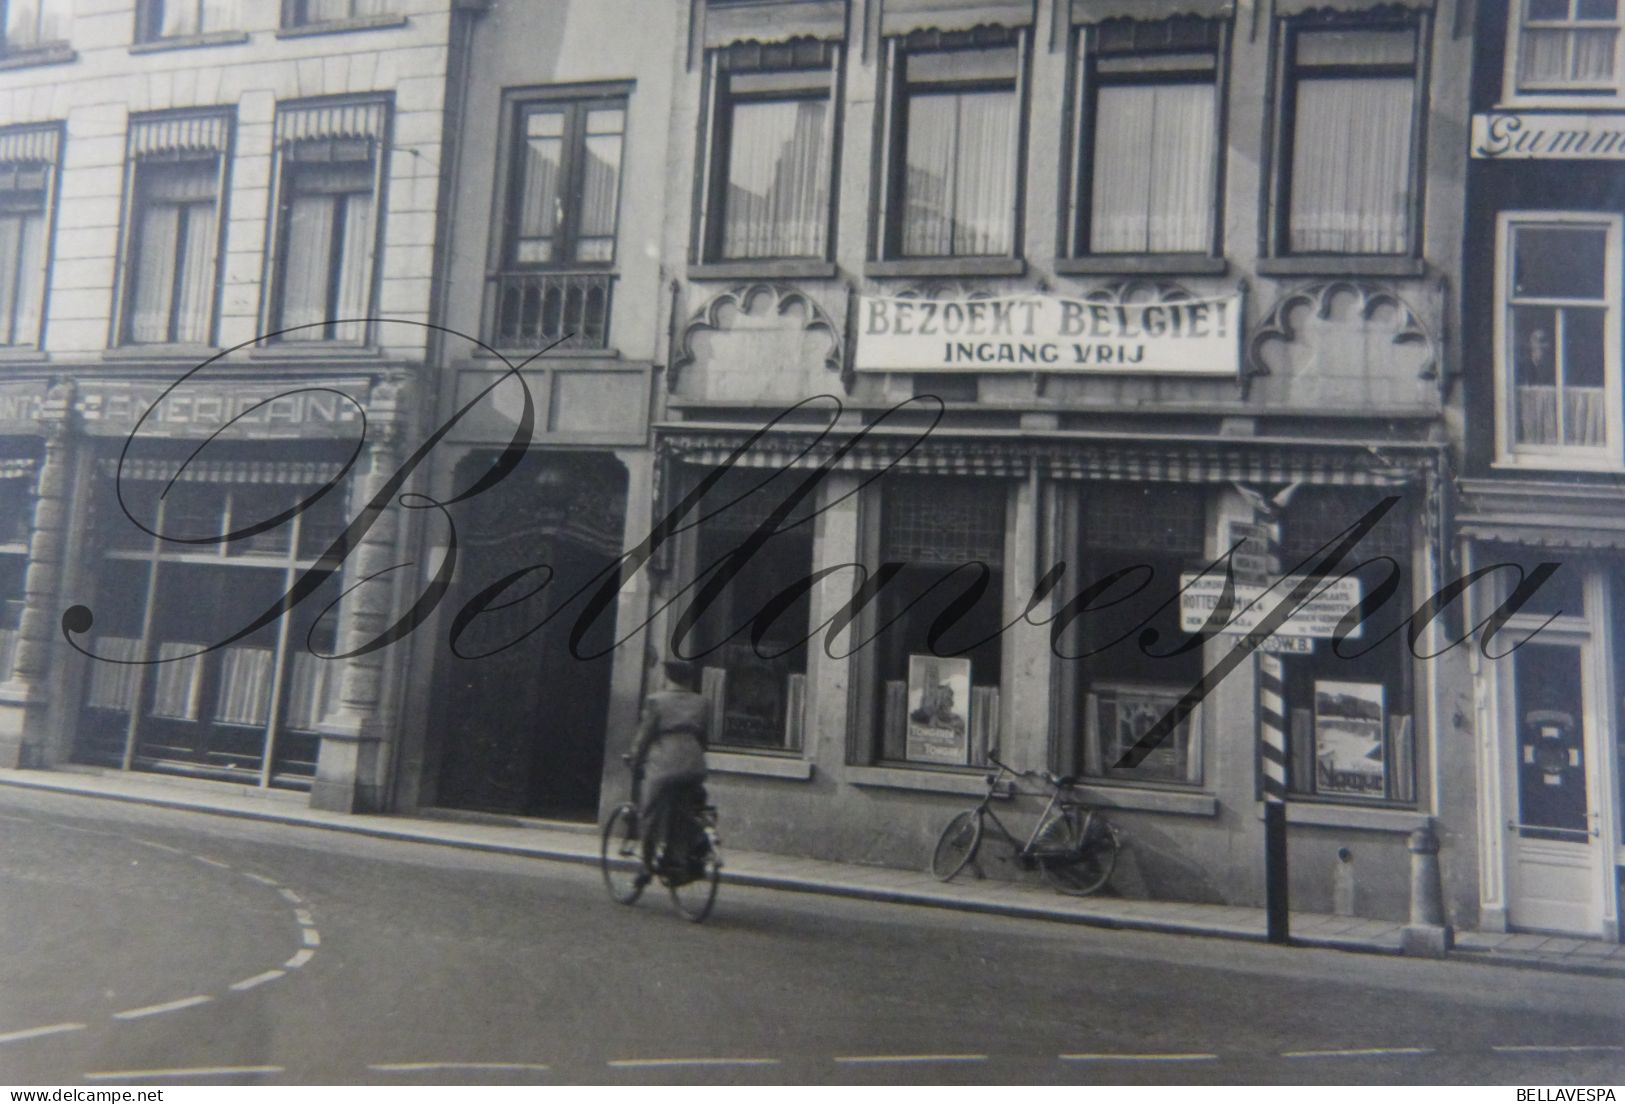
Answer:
[855, 292, 1243, 375]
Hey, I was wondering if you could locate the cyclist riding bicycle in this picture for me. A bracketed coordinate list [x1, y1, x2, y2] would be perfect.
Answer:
[629, 657, 710, 887]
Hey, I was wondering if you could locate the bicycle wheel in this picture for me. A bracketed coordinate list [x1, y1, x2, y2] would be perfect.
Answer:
[1036, 813, 1119, 897]
[931, 810, 983, 882]
[667, 821, 721, 922]
[600, 803, 646, 906]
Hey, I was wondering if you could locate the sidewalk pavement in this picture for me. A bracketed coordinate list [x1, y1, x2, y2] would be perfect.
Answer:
[3, 766, 1623, 980]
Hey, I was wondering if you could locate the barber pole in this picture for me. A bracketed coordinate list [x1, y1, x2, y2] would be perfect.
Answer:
[1257, 496, 1290, 944]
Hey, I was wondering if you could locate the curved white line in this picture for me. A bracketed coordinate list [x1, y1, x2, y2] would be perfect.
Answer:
[229, 970, 286, 992]
[0, 1023, 86, 1044]
[86, 1066, 283, 1080]
[113, 995, 212, 1020]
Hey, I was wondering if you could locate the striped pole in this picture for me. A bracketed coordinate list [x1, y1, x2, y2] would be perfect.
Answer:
[1258, 497, 1290, 944]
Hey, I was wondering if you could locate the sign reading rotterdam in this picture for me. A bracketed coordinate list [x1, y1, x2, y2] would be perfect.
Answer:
[856, 291, 1243, 375]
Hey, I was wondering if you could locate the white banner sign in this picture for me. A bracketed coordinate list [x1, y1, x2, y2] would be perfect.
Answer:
[1472, 112, 1625, 160]
[855, 292, 1242, 375]
[1179, 575, 1364, 639]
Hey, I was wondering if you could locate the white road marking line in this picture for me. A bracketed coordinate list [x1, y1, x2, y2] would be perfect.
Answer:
[0, 1022, 86, 1044]
[283, 949, 315, 970]
[191, 856, 230, 869]
[369, 1062, 552, 1073]
[294, 908, 314, 926]
[112, 995, 213, 1020]
[301, 928, 321, 947]
[1061, 1053, 1218, 1062]
[132, 839, 185, 854]
[85, 1066, 283, 1081]
[243, 872, 280, 887]
[833, 1054, 988, 1065]
[278, 888, 303, 904]
[229, 970, 286, 992]
[1283, 1047, 1434, 1059]
[608, 1057, 782, 1069]
[1493, 1044, 1625, 1054]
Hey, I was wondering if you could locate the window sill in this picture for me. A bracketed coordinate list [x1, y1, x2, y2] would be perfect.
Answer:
[0, 44, 76, 70]
[470, 345, 623, 361]
[688, 260, 838, 281]
[865, 257, 1027, 280]
[1069, 784, 1218, 818]
[129, 31, 250, 54]
[247, 343, 385, 361]
[102, 344, 222, 363]
[1055, 255, 1228, 277]
[0, 347, 46, 362]
[708, 752, 814, 780]
[848, 765, 993, 797]
[1262, 802, 1430, 834]
[275, 13, 408, 38]
[1491, 456, 1625, 476]
[1255, 256, 1426, 279]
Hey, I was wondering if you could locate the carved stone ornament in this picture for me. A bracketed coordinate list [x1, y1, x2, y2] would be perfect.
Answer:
[1250, 281, 1436, 408]
[1078, 279, 1200, 307]
[671, 282, 843, 399]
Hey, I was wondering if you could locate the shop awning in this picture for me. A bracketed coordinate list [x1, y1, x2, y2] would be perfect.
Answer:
[1458, 478, 1625, 551]
[704, 0, 848, 46]
[1460, 520, 1625, 552]
[881, 0, 1034, 37]
[98, 458, 350, 485]
[1071, 0, 1234, 23]
[1275, 0, 1432, 14]
[660, 427, 1430, 486]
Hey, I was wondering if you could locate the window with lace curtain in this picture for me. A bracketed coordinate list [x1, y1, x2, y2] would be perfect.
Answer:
[117, 113, 231, 347]
[137, 0, 238, 41]
[503, 94, 625, 267]
[266, 99, 388, 345]
[0, 127, 56, 350]
[880, 29, 1024, 260]
[1071, 18, 1223, 258]
[282, 0, 392, 27]
[1273, 14, 1425, 257]
[1514, 0, 1623, 97]
[700, 39, 838, 262]
[1, 0, 68, 54]
[1496, 213, 1622, 468]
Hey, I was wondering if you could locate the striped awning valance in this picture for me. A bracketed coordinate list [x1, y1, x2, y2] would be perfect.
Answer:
[0, 457, 37, 480]
[0, 125, 58, 166]
[128, 113, 229, 159]
[1071, 0, 1234, 22]
[276, 100, 388, 146]
[705, 0, 848, 46]
[98, 458, 348, 486]
[1275, 0, 1431, 13]
[881, 0, 1034, 37]
[662, 429, 1429, 486]
[1462, 520, 1625, 553]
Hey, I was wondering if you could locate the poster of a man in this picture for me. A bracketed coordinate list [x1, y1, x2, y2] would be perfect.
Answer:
[906, 655, 971, 765]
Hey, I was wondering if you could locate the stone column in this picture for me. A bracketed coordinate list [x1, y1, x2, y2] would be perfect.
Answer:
[0, 382, 76, 768]
[311, 377, 407, 813]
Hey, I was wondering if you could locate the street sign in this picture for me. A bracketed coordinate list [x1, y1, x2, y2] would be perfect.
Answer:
[1244, 633, 1316, 656]
[1225, 520, 1276, 585]
[1178, 574, 1363, 638]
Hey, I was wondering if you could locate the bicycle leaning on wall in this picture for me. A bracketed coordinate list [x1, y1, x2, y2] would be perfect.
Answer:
[930, 755, 1121, 896]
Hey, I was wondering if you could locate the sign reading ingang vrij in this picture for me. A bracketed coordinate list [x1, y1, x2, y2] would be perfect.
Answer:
[855, 291, 1243, 375]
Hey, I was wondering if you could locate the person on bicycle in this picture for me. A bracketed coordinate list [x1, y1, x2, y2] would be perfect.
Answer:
[629, 656, 710, 882]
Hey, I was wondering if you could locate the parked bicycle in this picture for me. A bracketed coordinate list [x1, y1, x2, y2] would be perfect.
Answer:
[600, 755, 722, 922]
[931, 755, 1120, 896]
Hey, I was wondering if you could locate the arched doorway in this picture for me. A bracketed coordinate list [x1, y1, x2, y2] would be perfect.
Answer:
[431, 450, 627, 820]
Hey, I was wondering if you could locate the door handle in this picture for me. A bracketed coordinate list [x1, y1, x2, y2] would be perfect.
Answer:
[1506, 820, 1599, 839]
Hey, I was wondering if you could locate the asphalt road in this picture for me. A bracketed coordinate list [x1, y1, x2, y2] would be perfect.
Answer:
[0, 785, 1622, 1086]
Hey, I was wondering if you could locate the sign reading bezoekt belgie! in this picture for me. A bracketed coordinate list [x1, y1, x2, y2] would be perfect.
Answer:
[855, 292, 1243, 375]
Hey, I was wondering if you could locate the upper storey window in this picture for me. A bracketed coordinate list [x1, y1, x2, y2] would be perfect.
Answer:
[138, 1, 239, 42]
[1496, 213, 1622, 470]
[505, 94, 626, 268]
[282, 0, 392, 28]
[1272, 14, 1425, 258]
[879, 28, 1025, 260]
[1070, 17, 1223, 257]
[1514, 0, 1623, 98]
[2, 0, 68, 54]
[0, 126, 58, 350]
[699, 39, 839, 263]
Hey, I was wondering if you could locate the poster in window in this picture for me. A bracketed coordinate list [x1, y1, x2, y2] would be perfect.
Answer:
[1313, 680, 1387, 798]
[906, 654, 971, 766]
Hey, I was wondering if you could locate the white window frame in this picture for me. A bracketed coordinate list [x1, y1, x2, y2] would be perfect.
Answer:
[1493, 211, 1624, 472]
[1503, 0, 1625, 107]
